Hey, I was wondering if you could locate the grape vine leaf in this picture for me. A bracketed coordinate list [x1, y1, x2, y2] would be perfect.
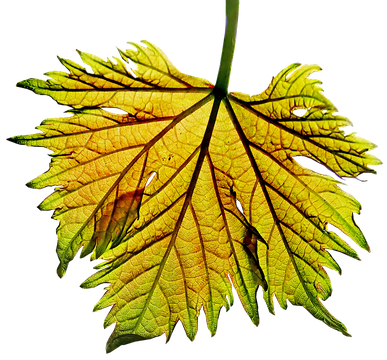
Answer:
[9, 41, 380, 352]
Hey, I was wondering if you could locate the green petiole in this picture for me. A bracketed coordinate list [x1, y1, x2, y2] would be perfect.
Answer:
[215, 0, 241, 95]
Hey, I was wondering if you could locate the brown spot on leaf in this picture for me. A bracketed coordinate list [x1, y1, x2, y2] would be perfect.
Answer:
[93, 187, 144, 257]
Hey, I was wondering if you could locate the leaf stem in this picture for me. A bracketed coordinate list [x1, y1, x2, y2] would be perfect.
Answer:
[215, 0, 239, 96]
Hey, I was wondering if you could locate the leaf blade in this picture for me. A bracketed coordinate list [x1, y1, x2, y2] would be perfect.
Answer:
[11, 43, 379, 349]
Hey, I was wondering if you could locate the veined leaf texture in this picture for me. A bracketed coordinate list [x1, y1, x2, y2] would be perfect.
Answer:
[9, 39, 380, 352]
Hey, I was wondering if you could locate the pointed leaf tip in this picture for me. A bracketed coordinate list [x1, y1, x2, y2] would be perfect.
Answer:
[106, 334, 150, 353]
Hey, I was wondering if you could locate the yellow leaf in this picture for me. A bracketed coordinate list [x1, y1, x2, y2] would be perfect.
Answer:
[10, 41, 380, 351]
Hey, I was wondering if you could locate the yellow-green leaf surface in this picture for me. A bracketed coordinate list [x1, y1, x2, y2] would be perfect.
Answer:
[10, 41, 380, 351]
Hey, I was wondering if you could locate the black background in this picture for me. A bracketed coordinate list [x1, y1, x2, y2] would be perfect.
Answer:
[2, 0, 386, 358]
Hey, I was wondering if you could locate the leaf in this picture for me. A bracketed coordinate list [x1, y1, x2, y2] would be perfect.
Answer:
[9, 41, 380, 351]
